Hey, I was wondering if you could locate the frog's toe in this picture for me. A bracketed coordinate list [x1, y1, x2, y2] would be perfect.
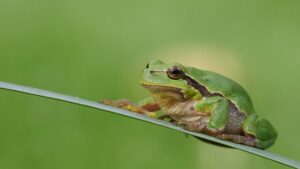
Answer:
[217, 134, 257, 147]
[100, 99, 132, 107]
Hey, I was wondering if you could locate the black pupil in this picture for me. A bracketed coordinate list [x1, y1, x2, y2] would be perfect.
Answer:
[172, 68, 180, 74]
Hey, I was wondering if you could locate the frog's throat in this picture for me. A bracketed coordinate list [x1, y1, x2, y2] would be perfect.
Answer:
[142, 84, 188, 109]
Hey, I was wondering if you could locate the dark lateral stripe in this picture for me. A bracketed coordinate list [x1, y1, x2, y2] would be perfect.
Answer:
[182, 74, 224, 98]
[182, 74, 211, 97]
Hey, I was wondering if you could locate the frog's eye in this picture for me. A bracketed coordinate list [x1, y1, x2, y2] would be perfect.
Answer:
[167, 66, 184, 80]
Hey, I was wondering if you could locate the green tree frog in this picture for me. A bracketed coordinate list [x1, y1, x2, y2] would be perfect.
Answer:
[103, 60, 277, 149]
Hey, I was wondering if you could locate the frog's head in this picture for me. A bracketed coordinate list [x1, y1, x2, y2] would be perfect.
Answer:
[140, 60, 189, 90]
[140, 60, 201, 109]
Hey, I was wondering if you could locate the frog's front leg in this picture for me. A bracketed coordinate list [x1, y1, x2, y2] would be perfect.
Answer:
[195, 96, 229, 131]
[100, 97, 161, 117]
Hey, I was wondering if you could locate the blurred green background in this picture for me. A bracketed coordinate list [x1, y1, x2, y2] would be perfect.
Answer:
[0, 0, 300, 169]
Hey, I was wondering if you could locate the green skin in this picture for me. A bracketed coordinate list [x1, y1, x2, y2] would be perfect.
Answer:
[103, 60, 277, 149]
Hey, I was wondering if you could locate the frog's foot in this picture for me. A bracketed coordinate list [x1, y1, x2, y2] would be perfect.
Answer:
[141, 103, 161, 112]
[100, 99, 157, 117]
[158, 114, 175, 122]
[216, 134, 256, 147]
[101, 99, 132, 108]
[182, 122, 207, 132]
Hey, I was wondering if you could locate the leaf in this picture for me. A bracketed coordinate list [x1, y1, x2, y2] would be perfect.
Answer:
[0, 81, 299, 169]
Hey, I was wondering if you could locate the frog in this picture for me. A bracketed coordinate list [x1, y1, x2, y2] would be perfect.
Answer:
[102, 60, 277, 149]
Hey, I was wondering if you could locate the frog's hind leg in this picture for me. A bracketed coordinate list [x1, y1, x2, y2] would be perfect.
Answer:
[216, 134, 257, 147]
[243, 114, 277, 149]
[181, 120, 255, 147]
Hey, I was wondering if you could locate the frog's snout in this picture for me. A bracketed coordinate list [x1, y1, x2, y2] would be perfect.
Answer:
[148, 60, 165, 67]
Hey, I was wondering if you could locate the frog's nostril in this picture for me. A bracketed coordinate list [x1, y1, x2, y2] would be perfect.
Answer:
[150, 70, 154, 74]
[146, 63, 149, 68]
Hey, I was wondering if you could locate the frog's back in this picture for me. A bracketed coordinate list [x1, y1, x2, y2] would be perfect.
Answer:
[185, 67, 255, 115]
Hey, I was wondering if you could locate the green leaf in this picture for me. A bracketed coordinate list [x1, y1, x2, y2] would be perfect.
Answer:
[0, 81, 299, 169]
